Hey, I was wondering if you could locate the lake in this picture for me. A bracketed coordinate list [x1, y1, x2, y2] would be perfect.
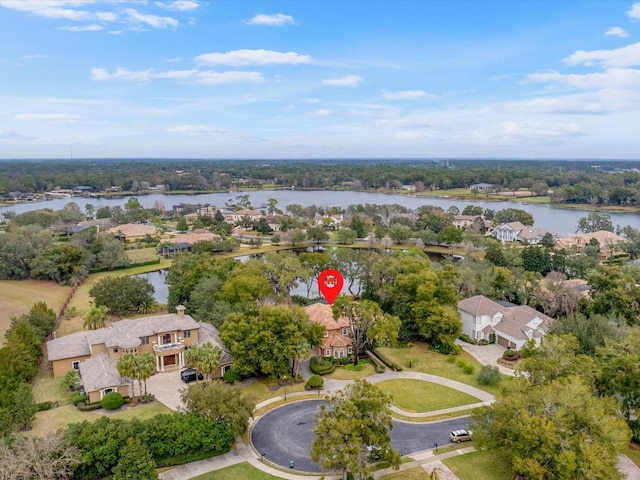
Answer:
[2, 190, 640, 235]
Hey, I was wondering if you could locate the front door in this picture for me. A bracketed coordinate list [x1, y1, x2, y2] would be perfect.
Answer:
[164, 354, 176, 366]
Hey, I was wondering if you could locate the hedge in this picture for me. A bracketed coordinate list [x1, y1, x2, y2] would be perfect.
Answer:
[77, 402, 103, 412]
[89, 258, 160, 274]
[36, 401, 55, 411]
[101, 392, 124, 410]
[305, 375, 324, 390]
[365, 351, 386, 373]
[372, 349, 402, 371]
[71, 393, 88, 406]
[309, 357, 336, 375]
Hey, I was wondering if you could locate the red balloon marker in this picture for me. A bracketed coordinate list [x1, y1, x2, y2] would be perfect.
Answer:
[318, 269, 344, 305]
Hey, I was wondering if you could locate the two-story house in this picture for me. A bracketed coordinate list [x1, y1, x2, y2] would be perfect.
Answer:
[457, 295, 553, 350]
[492, 221, 553, 244]
[304, 302, 353, 359]
[46, 306, 232, 403]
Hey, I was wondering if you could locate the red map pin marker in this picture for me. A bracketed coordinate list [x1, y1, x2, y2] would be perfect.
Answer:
[318, 269, 344, 305]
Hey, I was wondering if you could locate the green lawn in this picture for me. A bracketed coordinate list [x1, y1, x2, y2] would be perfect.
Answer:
[376, 379, 480, 412]
[376, 343, 510, 396]
[380, 466, 431, 479]
[191, 462, 284, 480]
[27, 401, 172, 437]
[243, 379, 307, 404]
[443, 450, 512, 480]
[326, 361, 377, 381]
[623, 443, 640, 467]
[32, 361, 71, 405]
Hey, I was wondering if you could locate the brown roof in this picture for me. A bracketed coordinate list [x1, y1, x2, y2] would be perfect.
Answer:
[161, 230, 219, 245]
[78, 351, 128, 393]
[458, 295, 504, 318]
[107, 223, 157, 238]
[304, 302, 350, 331]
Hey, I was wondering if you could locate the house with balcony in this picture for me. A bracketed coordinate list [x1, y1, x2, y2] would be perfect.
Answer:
[304, 302, 353, 359]
[492, 221, 553, 244]
[46, 306, 232, 403]
[458, 295, 553, 350]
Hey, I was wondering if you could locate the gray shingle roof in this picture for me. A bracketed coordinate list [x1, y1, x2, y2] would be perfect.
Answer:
[78, 351, 128, 393]
[197, 322, 233, 366]
[47, 331, 91, 361]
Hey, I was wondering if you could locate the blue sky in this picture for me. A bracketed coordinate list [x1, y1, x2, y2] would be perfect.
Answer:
[1, 1, 640, 159]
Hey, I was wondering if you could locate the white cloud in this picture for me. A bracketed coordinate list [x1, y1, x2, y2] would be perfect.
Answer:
[91, 67, 264, 85]
[304, 98, 321, 104]
[311, 109, 333, 117]
[382, 90, 429, 100]
[91, 67, 154, 82]
[155, 1, 200, 12]
[605, 27, 629, 38]
[124, 8, 178, 28]
[563, 42, 640, 68]
[508, 97, 608, 114]
[59, 24, 103, 32]
[0, 1, 117, 22]
[166, 125, 233, 136]
[528, 67, 640, 90]
[628, 2, 640, 20]
[395, 131, 429, 140]
[247, 13, 295, 26]
[15, 113, 82, 123]
[193, 71, 264, 85]
[0, 129, 21, 139]
[322, 75, 363, 87]
[473, 121, 582, 144]
[196, 49, 310, 66]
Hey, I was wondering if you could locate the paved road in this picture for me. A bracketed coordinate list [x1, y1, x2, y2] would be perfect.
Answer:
[250, 399, 471, 473]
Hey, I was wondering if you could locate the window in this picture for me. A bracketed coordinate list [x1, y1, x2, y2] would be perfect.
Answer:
[113, 347, 118, 353]
[348, 346, 353, 354]
[342, 327, 348, 335]
[325, 349, 331, 357]
[324, 331, 328, 337]
[140, 336, 149, 345]
[72, 361, 80, 370]
[183, 330, 191, 338]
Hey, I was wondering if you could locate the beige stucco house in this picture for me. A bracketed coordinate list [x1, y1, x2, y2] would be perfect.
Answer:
[304, 302, 353, 359]
[46, 306, 232, 403]
[554, 230, 626, 260]
[107, 223, 158, 242]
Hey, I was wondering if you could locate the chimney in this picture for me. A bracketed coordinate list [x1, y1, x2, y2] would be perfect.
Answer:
[176, 305, 186, 317]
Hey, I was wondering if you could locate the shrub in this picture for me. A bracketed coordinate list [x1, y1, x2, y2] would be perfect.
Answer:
[63, 370, 81, 391]
[372, 349, 402, 371]
[140, 393, 155, 404]
[305, 375, 324, 391]
[432, 343, 462, 355]
[72, 393, 88, 406]
[36, 401, 54, 411]
[459, 334, 476, 345]
[101, 392, 124, 410]
[309, 357, 336, 375]
[223, 368, 242, 383]
[503, 349, 521, 360]
[344, 359, 368, 371]
[456, 358, 475, 375]
[78, 402, 103, 412]
[477, 364, 502, 386]
[366, 351, 386, 373]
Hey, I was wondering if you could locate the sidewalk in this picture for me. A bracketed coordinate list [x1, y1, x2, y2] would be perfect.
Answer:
[455, 339, 516, 376]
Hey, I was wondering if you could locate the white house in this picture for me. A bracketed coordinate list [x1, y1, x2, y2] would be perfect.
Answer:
[492, 221, 553, 244]
[457, 295, 553, 350]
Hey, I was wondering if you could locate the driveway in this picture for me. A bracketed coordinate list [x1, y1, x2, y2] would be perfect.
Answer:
[250, 399, 471, 473]
[145, 369, 187, 410]
[455, 340, 515, 376]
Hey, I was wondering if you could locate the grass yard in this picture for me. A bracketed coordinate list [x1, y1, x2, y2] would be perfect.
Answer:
[191, 462, 284, 480]
[376, 343, 510, 396]
[376, 379, 480, 412]
[624, 443, 640, 467]
[126, 247, 161, 264]
[0, 279, 71, 345]
[242, 378, 308, 404]
[32, 361, 72, 405]
[443, 450, 512, 480]
[380, 466, 432, 479]
[326, 361, 377, 381]
[26, 401, 172, 437]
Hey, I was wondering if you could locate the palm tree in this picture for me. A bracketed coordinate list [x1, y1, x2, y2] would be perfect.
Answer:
[136, 353, 156, 396]
[83, 304, 110, 330]
[197, 343, 221, 381]
[117, 353, 137, 399]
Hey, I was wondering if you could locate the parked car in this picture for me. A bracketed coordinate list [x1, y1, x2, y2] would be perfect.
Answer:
[180, 368, 204, 383]
[449, 429, 473, 443]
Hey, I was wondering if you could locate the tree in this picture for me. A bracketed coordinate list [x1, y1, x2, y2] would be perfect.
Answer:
[220, 304, 323, 378]
[471, 378, 630, 480]
[89, 276, 155, 315]
[11, 381, 37, 431]
[97, 237, 129, 270]
[306, 226, 329, 244]
[335, 228, 357, 244]
[437, 225, 463, 247]
[117, 353, 138, 399]
[388, 224, 412, 244]
[349, 215, 368, 238]
[30, 243, 88, 285]
[137, 353, 156, 397]
[540, 231, 555, 248]
[332, 296, 401, 365]
[311, 380, 400, 480]
[0, 432, 81, 480]
[258, 251, 310, 303]
[176, 217, 189, 233]
[576, 212, 614, 233]
[494, 208, 534, 226]
[184, 342, 221, 381]
[180, 380, 255, 436]
[83, 303, 110, 330]
[462, 205, 484, 216]
[112, 437, 158, 480]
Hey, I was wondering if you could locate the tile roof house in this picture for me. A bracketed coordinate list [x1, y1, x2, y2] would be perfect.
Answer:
[225, 209, 262, 224]
[304, 302, 353, 359]
[492, 221, 553, 244]
[107, 223, 158, 242]
[46, 306, 232, 403]
[458, 295, 553, 350]
[554, 230, 626, 260]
